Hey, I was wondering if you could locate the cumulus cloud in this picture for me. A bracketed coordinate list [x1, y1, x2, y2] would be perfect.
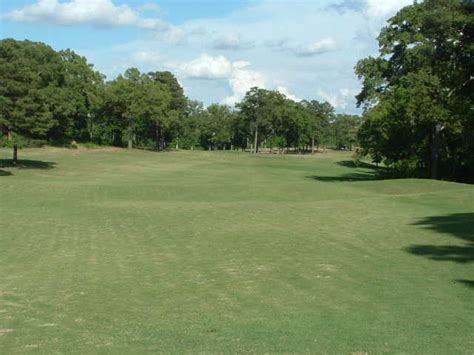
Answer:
[224, 67, 267, 105]
[174, 54, 266, 105]
[176, 54, 302, 105]
[178, 54, 234, 79]
[3, 0, 164, 29]
[328, 0, 412, 17]
[2, 0, 208, 45]
[295, 38, 337, 57]
[276, 86, 301, 102]
[317, 88, 358, 109]
[365, 0, 413, 19]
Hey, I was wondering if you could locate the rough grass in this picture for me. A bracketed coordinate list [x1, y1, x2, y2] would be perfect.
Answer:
[0, 147, 473, 353]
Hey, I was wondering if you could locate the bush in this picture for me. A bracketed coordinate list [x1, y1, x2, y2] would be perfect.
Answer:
[381, 159, 428, 179]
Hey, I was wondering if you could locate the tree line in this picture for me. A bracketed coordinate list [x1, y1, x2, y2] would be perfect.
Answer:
[0, 38, 358, 163]
[356, 0, 474, 182]
[2, 0, 472, 182]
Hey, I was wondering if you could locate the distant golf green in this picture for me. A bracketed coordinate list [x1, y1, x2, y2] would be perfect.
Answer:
[1, 148, 473, 353]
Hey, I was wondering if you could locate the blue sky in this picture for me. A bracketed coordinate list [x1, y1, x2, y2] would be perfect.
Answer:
[0, 0, 413, 113]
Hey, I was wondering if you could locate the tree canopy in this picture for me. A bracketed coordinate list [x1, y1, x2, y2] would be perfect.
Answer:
[1, 38, 345, 160]
[356, 0, 474, 181]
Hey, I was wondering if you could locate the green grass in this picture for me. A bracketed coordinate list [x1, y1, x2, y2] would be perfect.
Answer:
[1, 147, 473, 353]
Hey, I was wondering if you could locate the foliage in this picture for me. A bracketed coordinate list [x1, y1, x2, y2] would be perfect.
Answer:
[0, 39, 60, 140]
[0, 38, 357, 158]
[198, 104, 234, 150]
[0, 134, 47, 148]
[328, 114, 360, 150]
[355, 0, 474, 181]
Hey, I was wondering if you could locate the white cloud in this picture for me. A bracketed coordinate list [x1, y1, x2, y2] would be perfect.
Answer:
[224, 66, 266, 105]
[3, 0, 164, 29]
[178, 56, 300, 105]
[295, 38, 337, 57]
[317, 88, 358, 109]
[365, 0, 413, 19]
[232, 61, 252, 69]
[276, 86, 301, 102]
[2, 0, 207, 45]
[174, 54, 266, 105]
[178, 54, 234, 79]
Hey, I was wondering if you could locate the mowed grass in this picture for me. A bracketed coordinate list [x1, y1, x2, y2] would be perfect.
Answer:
[0, 147, 473, 353]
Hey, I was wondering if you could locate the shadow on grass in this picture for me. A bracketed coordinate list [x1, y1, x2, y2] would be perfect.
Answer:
[406, 213, 474, 290]
[308, 160, 388, 182]
[308, 172, 379, 182]
[456, 280, 474, 288]
[0, 169, 12, 176]
[0, 159, 56, 170]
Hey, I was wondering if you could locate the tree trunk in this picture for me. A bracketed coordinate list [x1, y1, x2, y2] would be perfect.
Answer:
[12, 144, 18, 165]
[89, 119, 93, 141]
[160, 127, 165, 150]
[431, 123, 442, 180]
[127, 125, 133, 149]
[253, 124, 258, 154]
[155, 123, 160, 149]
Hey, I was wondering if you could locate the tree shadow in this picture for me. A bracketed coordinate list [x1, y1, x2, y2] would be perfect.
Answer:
[308, 172, 379, 182]
[0, 169, 12, 176]
[456, 280, 474, 289]
[0, 159, 56, 170]
[308, 160, 387, 182]
[406, 213, 474, 290]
